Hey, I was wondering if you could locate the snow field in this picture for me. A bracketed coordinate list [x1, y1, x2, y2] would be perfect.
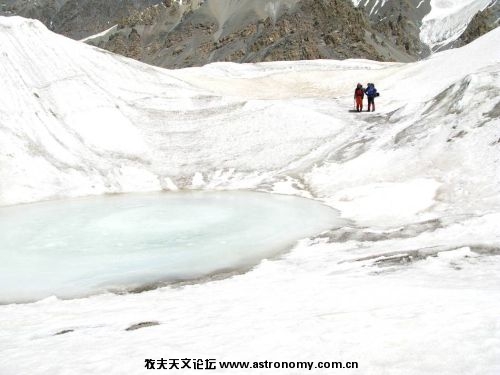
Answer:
[0, 16, 499, 375]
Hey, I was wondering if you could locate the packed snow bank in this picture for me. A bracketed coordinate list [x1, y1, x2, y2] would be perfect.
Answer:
[0, 16, 500, 375]
[322, 178, 440, 227]
[79, 24, 118, 43]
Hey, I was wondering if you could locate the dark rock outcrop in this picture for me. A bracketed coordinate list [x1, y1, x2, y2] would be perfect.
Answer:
[90, 0, 418, 69]
[2, 0, 497, 68]
[125, 321, 160, 331]
[0, 0, 161, 40]
[454, 1, 500, 47]
[358, 0, 432, 58]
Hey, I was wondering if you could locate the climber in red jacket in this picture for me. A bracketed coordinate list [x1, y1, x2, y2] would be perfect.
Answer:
[354, 83, 364, 112]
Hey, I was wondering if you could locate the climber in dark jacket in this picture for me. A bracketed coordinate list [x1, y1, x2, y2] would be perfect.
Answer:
[364, 83, 378, 112]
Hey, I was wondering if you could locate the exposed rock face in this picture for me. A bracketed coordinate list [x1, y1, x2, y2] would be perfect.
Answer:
[89, 0, 418, 68]
[0, 0, 161, 40]
[2, 0, 497, 68]
[84, 0, 201, 61]
[454, 1, 500, 47]
[355, 0, 432, 58]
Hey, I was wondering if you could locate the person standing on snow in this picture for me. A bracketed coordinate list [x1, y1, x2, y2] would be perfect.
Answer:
[354, 83, 365, 112]
[365, 83, 379, 112]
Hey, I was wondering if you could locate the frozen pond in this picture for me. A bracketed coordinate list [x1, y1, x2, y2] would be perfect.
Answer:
[0, 191, 343, 303]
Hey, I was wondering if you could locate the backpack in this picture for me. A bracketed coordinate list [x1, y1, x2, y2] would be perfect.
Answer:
[366, 86, 377, 97]
[355, 88, 364, 97]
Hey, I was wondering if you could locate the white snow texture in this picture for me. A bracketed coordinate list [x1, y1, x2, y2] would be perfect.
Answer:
[0, 15, 500, 375]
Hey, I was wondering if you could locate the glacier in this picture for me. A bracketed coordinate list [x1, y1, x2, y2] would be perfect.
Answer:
[420, 0, 494, 51]
[0, 15, 499, 375]
[351, 0, 495, 51]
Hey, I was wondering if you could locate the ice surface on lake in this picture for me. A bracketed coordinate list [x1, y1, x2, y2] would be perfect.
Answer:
[0, 191, 342, 303]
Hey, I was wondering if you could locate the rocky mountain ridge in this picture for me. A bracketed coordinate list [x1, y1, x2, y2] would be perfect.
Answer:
[87, 0, 419, 68]
[453, 1, 500, 47]
[1, 0, 498, 68]
[0, 0, 160, 40]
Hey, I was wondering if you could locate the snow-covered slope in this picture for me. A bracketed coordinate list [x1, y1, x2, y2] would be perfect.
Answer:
[0, 16, 499, 375]
[420, 0, 495, 51]
[1, 16, 499, 208]
[352, 0, 497, 52]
